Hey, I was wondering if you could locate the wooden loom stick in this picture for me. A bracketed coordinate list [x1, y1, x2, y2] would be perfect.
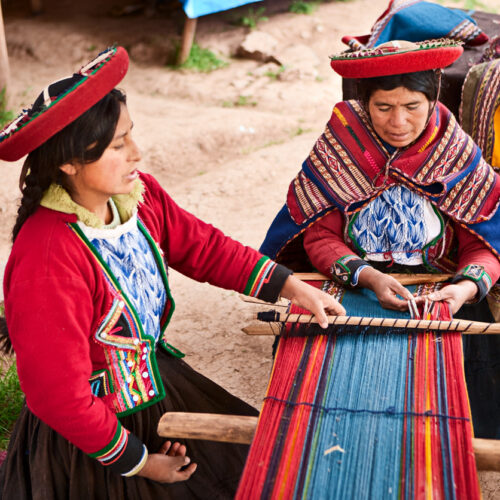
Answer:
[157, 412, 258, 444]
[242, 311, 500, 335]
[240, 295, 288, 307]
[294, 272, 452, 285]
[157, 413, 500, 471]
[245, 313, 500, 335]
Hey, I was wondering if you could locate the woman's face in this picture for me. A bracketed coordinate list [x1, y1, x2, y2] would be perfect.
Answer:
[367, 86, 432, 148]
[62, 104, 141, 211]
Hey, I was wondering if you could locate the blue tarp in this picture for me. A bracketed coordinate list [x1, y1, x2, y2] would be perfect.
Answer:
[181, 0, 262, 18]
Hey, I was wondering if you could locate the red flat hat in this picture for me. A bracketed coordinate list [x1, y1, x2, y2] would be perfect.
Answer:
[0, 46, 129, 161]
[330, 39, 463, 79]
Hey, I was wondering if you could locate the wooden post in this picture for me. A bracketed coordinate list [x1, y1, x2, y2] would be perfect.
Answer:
[30, 0, 43, 15]
[157, 412, 500, 471]
[0, 1, 10, 101]
[177, 16, 197, 65]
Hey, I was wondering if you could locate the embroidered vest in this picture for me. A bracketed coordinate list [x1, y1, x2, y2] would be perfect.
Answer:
[70, 219, 181, 417]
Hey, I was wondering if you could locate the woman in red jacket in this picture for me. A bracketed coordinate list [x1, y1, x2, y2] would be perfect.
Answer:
[0, 47, 345, 499]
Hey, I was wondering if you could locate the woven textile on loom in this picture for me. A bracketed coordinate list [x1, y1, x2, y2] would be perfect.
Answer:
[236, 282, 480, 499]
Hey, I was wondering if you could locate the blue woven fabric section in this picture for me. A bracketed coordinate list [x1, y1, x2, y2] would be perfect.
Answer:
[352, 185, 427, 264]
[181, 0, 261, 18]
[369, 1, 481, 47]
[90, 225, 167, 341]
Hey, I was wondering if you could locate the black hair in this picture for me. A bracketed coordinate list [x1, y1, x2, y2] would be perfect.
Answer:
[12, 87, 127, 242]
[356, 70, 440, 106]
[0, 87, 126, 355]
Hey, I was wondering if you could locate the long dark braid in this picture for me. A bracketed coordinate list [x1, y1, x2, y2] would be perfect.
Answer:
[1, 87, 127, 354]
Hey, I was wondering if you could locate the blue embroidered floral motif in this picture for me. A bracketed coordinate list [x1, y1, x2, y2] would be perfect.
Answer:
[90, 226, 167, 341]
[352, 186, 434, 265]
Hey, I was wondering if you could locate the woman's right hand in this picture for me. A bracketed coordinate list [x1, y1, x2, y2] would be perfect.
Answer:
[358, 267, 413, 311]
[136, 441, 197, 483]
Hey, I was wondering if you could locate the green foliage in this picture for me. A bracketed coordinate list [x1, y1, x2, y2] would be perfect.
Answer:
[289, 1, 319, 14]
[222, 95, 257, 107]
[0, 88, 15, 129]
[178, 43, 228, 72]
[264, 65, 287, 80]
[291, 126, 312, 137]
[0, 361, 23, 450]
[239, 7, 268, 29]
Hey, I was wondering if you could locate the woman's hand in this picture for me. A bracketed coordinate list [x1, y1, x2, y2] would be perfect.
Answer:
[357, 267, 414, 311]
[136, 441, 197, 483]
[280, 275, 346, 328]
[416, 280, 478, 315]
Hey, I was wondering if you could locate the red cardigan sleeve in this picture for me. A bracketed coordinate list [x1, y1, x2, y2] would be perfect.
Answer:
[453, 222, 500, 299]
[4, 232, 129, 461]
[303, 210, 354, 276]
[139, 173, 291, 301]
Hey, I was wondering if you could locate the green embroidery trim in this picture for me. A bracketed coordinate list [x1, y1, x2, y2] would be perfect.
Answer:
[160, 341, 185, 359]
[243, 255, 271, 296]
[347, 212, 367, 258]
[69, 222, 167, 416]
[88, 420, 123, 459]
[461, 264, 485, 282]
[421, 206, 445, 272]
[136, 219, 176, 334]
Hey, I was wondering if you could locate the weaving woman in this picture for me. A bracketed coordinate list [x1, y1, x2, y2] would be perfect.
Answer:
[260, 40, 500, 440]
[0, 47, 345, 499]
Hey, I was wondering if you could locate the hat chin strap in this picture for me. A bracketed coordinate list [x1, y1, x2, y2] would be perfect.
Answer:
[427, 69, 442, 124]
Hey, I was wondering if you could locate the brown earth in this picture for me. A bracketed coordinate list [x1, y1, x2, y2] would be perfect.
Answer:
[0, 0, 498, 496]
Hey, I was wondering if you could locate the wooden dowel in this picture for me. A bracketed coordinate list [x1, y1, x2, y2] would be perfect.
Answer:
[259, 313, 500, 334]
[177, 16, 197, 65]
[473, 438, 500, 471]
[245, 313, 500, 335]
[294, 272, 452, 285]
[240, 295, 288, 307]
[243, 323, 282, 335]
[158, 412, 258, 444]
[157, 413, 500, 471]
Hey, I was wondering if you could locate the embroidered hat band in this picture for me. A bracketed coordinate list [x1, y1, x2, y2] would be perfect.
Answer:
[0, 46, 129, 162]
[330, 39, 463, 79]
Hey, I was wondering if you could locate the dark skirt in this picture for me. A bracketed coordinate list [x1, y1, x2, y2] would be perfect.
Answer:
[0, 348, 258, 500]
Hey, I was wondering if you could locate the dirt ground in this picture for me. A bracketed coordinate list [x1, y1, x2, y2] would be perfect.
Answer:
[0, 0, 498, 496]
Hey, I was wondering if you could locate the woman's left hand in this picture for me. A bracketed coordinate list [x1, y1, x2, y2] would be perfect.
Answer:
[279, 275, 346, 328]
[416, 280, 478, 315]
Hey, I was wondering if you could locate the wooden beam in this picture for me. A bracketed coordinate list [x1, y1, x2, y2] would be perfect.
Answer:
[473, 438, 500, 471]
[177, 16, 197, 65]
[251, 313, 500, 335]
[157, 412, 500, 471]
[158, 412, 258, 444]
[0, 1, 10, 99]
